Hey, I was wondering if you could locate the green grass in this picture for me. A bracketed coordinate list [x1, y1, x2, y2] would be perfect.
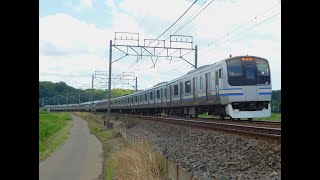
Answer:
[39, 111, 73, 161]
[198, 112, 281, 122]
[106, 159, 116, 180]
[255, 113, 281, 122]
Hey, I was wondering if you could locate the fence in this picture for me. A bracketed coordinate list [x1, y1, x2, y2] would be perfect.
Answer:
[111, 122, 193, 180]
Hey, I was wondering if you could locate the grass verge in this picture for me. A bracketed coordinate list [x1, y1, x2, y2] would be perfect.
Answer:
[113, 140, 166, 180]
[39, 111, 73, 162]
[254, 113, 281, 122]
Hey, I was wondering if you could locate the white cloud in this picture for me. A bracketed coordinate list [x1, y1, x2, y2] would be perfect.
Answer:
[40, 0, 281, 91]
[81, 0, 93, 8]
[73, 0, 94, 12]
[39, 13, 112, 56]
[105, 0, 117, 10]
[119, 0, 192, 22]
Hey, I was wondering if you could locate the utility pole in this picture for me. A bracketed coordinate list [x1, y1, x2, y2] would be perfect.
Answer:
[135, 77, 138, 91]
[79, 89, 81, 105]
[108, 40, 112, 117]
[92, 74, 94, 108]
[195, 45, 198, 68]
[66, 94, 68, 112]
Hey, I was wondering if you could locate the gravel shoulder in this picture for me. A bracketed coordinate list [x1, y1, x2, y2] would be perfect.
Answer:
[113, 115, 281, 180]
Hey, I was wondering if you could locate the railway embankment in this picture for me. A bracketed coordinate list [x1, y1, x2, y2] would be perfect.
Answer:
[111, 114, 281, 180]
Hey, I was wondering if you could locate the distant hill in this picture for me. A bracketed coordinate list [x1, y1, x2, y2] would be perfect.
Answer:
[39, 81, 281, 112]
[39, 81, 135, 107]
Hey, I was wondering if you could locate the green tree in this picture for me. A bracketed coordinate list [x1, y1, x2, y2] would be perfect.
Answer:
[39, 81, 135, 107]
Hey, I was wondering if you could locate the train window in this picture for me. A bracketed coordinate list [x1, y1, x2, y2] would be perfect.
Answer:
[174, 84, 179, 96]
[150, 92, 153, 100]
[200, 76, 203, 90]
[227, 59, 243, 86]
[135, 96, 137, 102]
[219, 69, 222, 79]
[256, 59, 269, 76]
[164, 88, 166, 98]
[256, 58, 270, 84]
[157, 90, 160, 99]
[161, 88, 163, 99]
[145, 94, 147, 101]
[245, 63, 256, 80]
[140, 95, 143, 102]
[185, 81, 191, 94]
[128, 98, 129, 103]
[227, 59, 243, 76]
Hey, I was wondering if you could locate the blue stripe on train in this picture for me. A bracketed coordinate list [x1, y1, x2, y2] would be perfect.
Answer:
[219, 93, 243, 96]
[259, 92, 272, 95]
[219, 88, 242, 90]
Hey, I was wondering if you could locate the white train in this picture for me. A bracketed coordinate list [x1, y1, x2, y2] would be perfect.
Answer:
[45, 55, 272, 120]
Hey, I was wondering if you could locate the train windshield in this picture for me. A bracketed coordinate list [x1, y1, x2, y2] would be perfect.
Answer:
[226, 58, 270, 86]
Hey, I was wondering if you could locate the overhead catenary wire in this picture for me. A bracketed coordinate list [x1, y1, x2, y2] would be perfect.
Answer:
[128, 0, 199, 72]
[125, 0, 198, 73]
[189, 3, 281, 59]
[173, 0, 215, 35]
[148, 0, 198, 46]
[180, 1, 280, 37]
[199, 11, 281, 59]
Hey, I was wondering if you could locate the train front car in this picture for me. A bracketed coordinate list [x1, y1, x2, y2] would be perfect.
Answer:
[222, 56, 272, 119]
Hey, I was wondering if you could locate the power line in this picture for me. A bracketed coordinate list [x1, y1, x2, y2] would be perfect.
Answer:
[225, 2, 280, 36]
[194, 3, 281, 58]
[199, 11, 281, 59]
[181, 1, 280, 37]
[173, 0, 215, 35]
[151, 0, 198, 44]
[207, 2, 281, 44]
[125, 1, 198, 73]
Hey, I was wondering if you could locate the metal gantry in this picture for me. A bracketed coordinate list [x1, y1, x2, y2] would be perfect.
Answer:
[90, 71, 138, 106]
[108, 32, 198, 116]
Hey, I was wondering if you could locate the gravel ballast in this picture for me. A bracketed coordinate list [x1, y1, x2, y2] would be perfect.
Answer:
[112, 115, 281, 180]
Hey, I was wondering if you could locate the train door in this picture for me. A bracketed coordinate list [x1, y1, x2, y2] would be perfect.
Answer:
[205, 72, 211, 101]
[193, 77, 196, 102]
[180, 81, 183, 103]
[161, 88, 163, 104]
[215, 70, 220, 102]
[169, 85, 172, 104]
[243, 61, 258, 101]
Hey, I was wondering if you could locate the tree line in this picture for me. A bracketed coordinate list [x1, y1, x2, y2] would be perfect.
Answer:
[39, 81, 135, 106]
[271, 90, 281, 112]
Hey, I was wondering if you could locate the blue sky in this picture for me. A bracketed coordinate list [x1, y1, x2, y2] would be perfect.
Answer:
[39, 0, 281, 90]
[40, 0, 114, 29]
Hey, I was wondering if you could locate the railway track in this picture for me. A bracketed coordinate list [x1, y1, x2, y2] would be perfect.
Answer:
[110, 113, 281, 140]
[185, 116, 281, 128]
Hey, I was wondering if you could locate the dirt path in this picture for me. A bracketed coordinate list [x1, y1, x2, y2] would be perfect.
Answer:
[39, 115, 103, 180]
